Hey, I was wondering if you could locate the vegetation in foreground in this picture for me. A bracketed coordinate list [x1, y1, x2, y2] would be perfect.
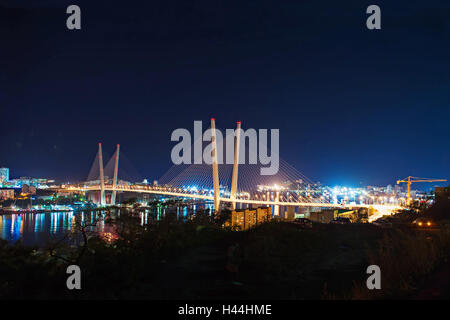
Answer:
[1, 197, 450, 299]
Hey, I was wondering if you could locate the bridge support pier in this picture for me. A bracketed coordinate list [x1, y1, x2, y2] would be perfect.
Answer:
[230, 121, 241, 210]
[211, 118, 221, 214]
[274, 191, 280, 216]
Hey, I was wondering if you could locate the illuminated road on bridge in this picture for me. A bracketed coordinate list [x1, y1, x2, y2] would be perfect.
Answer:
[61, 184, 402, 219]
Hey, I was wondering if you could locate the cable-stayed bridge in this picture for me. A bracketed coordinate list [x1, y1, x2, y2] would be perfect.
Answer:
[60, 119, 402, 217]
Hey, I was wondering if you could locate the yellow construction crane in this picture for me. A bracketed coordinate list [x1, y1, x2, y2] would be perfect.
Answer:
[396, 176, 447, 205]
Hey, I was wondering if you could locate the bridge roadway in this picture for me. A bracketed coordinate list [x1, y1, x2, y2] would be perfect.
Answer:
[59, 184, 402, 212]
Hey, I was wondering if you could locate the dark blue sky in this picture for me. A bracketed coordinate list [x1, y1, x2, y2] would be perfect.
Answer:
[0, 0, 449, 188]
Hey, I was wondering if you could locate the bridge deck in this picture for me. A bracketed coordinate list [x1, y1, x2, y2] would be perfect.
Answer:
[59, 185, 401, 211]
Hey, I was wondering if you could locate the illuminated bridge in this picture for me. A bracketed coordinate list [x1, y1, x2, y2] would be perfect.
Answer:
[59, 119, 402, 218]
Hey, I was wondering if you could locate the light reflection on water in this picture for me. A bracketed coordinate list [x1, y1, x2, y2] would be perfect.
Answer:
[0, 203, 216, 247]
[0, 203, 315, 247]
[0, 211, 120, 247]
[0, 211, 77, 246]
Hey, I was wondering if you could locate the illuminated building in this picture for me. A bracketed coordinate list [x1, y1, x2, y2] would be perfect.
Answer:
[223, 207, 272, 230]
[0, 189, 14, 200]
[309, 209, 337, 223]
[6, 177, 53, 189]
[309, 209, 359, 223]
[22, 184, 37, 195]
[0, 167, 9, 184]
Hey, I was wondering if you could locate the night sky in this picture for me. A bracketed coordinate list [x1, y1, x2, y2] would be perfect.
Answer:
[1, 0, 449, 188]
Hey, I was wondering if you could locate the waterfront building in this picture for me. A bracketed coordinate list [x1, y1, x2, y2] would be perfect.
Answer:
[0, 189, 15, 200]
[0, 167, 9, 183]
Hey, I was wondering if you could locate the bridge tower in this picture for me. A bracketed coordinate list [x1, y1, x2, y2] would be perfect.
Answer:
[98, 143, 106, 206]
[111, 144, 120, 205]
[230, 121, 241, 210]
[211, 118, 221, 214]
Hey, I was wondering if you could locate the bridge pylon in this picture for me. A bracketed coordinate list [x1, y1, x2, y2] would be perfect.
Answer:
[211, 118, 221, 214]
[111, 144, 120, 205]
[230, 121, 241, 210]
[98, 142, 106, 206]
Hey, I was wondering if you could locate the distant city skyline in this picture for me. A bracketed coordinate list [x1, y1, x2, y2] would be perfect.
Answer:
[1, 164, 446, 194]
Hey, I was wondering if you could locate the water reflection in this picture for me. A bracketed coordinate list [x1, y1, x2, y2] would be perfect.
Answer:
[0, 202, 217, 247]
[0, 202, 317, 247]
[0, 211, 113, 247]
